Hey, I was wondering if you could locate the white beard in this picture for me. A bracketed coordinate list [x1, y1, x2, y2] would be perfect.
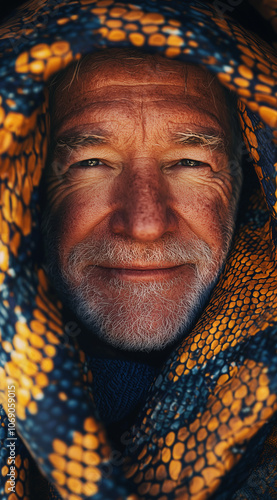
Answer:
[62, 270, 214, 351]
[43, 226, 234, 351]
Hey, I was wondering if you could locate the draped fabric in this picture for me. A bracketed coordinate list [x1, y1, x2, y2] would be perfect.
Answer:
[0, 1, 277, 499]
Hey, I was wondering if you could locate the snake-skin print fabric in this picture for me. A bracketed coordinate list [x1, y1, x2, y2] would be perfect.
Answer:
[0, 1, 277, 499]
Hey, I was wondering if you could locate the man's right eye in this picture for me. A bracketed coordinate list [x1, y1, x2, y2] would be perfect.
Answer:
[72, 159, 102, 168]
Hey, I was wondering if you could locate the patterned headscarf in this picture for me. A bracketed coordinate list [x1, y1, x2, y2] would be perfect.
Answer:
[0, 1, 277, 499]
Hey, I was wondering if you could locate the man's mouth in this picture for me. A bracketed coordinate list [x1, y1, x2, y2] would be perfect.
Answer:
[94, 263, 193, 281]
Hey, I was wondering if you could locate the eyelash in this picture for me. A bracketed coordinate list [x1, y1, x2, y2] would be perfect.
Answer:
[72, 158, 204, 168]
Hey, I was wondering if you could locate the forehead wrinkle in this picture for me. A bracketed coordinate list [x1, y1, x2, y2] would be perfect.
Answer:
[52, 80, 220, 125]
[53, 98, 140, 136]
[56, 84, 215, 108]
[54, 100, 225, 140]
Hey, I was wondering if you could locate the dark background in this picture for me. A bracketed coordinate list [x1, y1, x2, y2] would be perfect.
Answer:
[0, 1, 275, 44]
[0, 0, 27, 21]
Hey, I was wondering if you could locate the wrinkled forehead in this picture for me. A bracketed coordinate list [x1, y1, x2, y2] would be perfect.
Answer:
[74, 50, 215, 86]
[49, 49, 230, 135]
[52, 48, 219, 87]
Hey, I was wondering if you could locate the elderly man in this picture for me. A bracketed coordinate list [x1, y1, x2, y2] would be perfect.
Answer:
[42, 49, 242, 359]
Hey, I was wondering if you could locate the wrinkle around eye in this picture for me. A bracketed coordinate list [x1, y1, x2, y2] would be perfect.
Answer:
[46, 176, 101, 211]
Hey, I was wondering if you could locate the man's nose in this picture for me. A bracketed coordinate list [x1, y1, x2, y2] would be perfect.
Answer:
[110, 160, 177, 241]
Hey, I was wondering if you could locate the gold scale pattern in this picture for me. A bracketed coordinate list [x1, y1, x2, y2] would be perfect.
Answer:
[0, 1, 276, 499]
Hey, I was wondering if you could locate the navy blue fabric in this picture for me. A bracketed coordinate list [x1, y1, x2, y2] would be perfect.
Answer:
[88, 357, 158, 424]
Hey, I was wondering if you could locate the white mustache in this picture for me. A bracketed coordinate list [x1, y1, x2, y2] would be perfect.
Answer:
[65, 236, 215, 269]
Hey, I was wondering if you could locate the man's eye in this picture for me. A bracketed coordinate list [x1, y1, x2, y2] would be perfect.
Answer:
[72, 159, 102, 168]
[178, 159, 203, 167]
[70, 158, 204, 169]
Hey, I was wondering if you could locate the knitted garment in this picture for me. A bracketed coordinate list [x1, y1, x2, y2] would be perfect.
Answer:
[0, 1, 277, 499]
[88, 356, 158, 425]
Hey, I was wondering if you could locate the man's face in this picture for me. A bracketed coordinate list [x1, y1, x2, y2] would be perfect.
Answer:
[43, 50, 238, 351]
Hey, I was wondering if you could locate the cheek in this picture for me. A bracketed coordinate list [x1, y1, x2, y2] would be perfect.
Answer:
[175, 184, 232, 252]
[53, 185, 111, 256]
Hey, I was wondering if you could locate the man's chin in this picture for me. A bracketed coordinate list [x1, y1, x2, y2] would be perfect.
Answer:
[61, 280, 213, 352]
[76, 309, 186, 352]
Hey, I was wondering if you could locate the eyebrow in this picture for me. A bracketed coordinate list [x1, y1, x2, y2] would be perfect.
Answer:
[54, 133, 108, 152]
[53, 129, 227, 156]
[171, 131, 227, 154]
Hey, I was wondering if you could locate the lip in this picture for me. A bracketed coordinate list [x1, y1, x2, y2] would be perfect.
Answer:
[95, 263, 192, 281]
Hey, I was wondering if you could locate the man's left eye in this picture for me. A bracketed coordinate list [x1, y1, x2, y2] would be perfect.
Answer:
[73, 159, 102, 168]
[178, 159, 203, 167]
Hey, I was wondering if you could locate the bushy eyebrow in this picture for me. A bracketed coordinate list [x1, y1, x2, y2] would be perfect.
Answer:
[53, 130, 227, 157]
[54, 133, 108, 152]
[171, 131, 227, 154]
